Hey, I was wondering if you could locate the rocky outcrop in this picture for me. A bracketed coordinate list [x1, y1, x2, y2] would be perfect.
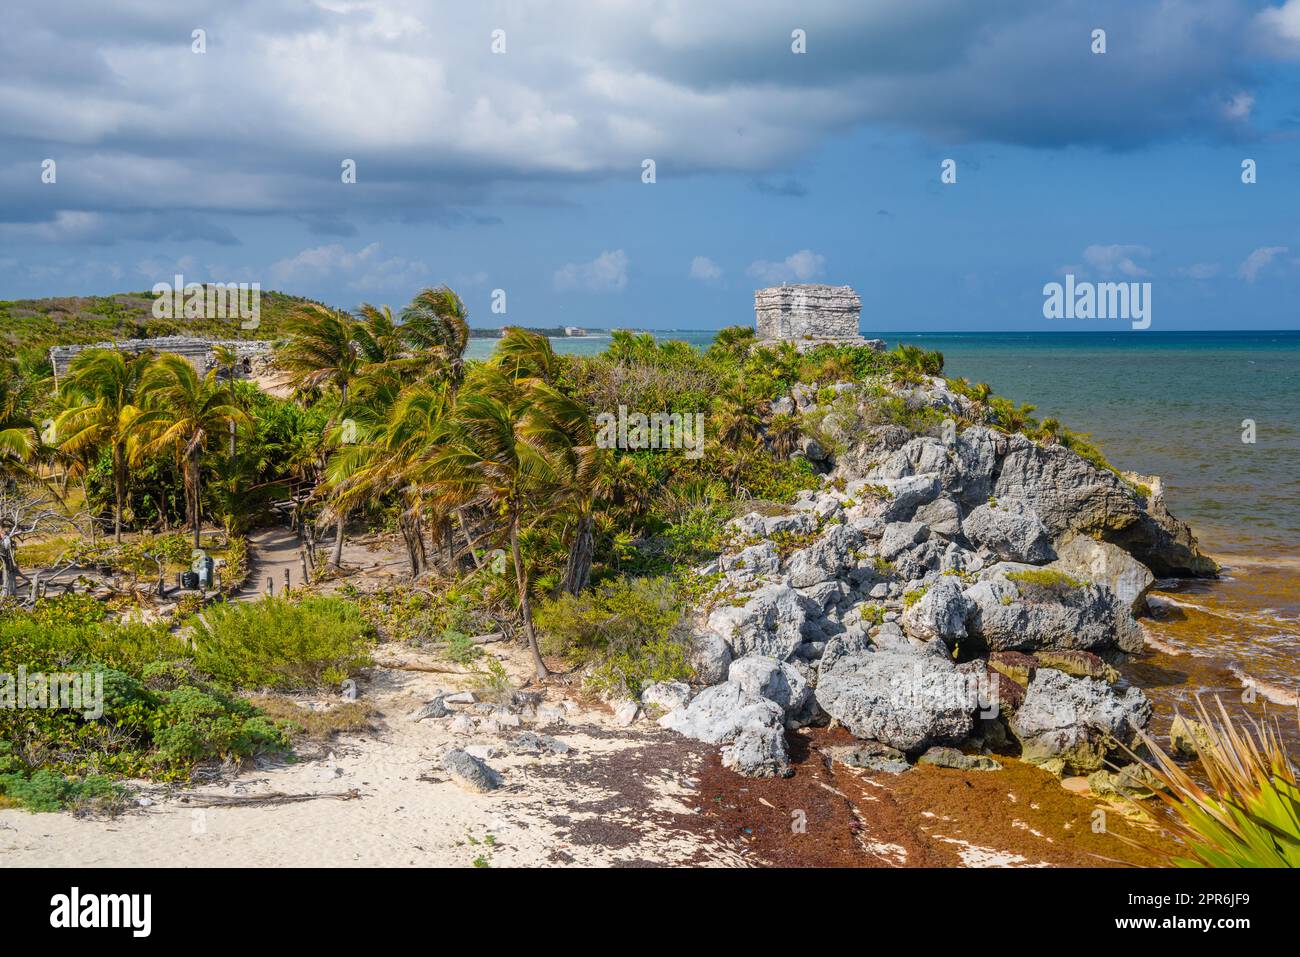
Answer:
[1051, 533, 1154, 614]
[816, 648, 978, 753]
[705, 582, 818, 661]
[1009, 670, 1151, 774]
[961, 499, 1055, 564]
[658, 682, 790, 776]
[656, 367, 1215, 778]
[962, 564, 1144, 655]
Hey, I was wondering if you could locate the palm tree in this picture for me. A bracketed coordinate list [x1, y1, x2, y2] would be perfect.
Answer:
[54, 348, 150, 542]
[0, 355, 43, 483]
[524, 379, 609, 595]
[708, 325, 756, 362]
[277, 305, 362, 567]
[353, 303, 406, 367]
[328, 380, 452, 579]
[128, 354, 249, 549]
[495, 327, 559, 384]
[428, 369, 564, 679]
[401, 286, 470, 386]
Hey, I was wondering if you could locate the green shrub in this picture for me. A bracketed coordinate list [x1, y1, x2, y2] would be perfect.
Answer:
[0, 606, 295, 798]
[149, 686, 288, 765]
[188, 595, 375, 691]
[536, 576, 693, 697]
[0, 769, 125, 813]
[1006, 568, 1084, 602]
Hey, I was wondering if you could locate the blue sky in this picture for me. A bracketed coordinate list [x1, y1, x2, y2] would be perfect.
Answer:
[3, 0, 1300, 332]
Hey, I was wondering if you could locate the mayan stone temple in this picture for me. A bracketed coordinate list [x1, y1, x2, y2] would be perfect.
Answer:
[49, 337, 273, 386]
[753, 283, 882, 351]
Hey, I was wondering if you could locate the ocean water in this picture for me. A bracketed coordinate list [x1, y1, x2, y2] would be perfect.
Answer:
[471, 329, 1300, 730]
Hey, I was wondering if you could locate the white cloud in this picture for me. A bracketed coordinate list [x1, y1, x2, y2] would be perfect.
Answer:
[1082, 244, 1152, 278]
[689, 256, 722, 281]
[1223, 91, 1255, 120]
[746, 249, 826, 284]
[270, 242, 427, 293]
[1253, 0, 1300, 57]
[554, 249, 628, 293]
[1179, 262, 1221, 279]
[1237, 245, 1289, 282]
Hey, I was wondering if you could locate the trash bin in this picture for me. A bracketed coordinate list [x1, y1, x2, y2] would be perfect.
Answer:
[180, 571, 200, 590]
[195, 555, 215, 590]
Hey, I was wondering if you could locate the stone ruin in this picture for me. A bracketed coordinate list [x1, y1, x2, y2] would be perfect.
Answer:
[49, 337, 274, 385]
[753, 283, 882, 351]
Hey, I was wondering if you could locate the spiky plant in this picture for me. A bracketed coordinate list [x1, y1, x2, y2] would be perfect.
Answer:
[1127, 696, 1300, 867]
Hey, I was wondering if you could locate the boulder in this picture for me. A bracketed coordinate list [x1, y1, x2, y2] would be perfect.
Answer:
[917, 746, 1002, 771]
[962, 499, 1055, 564]
[611, 699, 640, 726]
[688, 630, 733, 685]
[786, 522, 860, 588]
[992, 435, 1215, 578]
[900, 577, 973, 645]
[409, 694, 449, 722]
[963, 566, 1144, 655]
[816, 650, 978, 753]
[640, 681, 692, 716]
[728, 655, 811, 715]
[878, 474, 942, 521]
[659, 681, 789, 777]
[1009, 669, 1151, 774]
[914, 496, 962, 538]
[441, 748, 503, 793]
[823, 741, 911, 774]
[878, 521, 930, 561]
[1169, 712, 1211, 759]
[720, 540, 781, 585]
[721, 725, 790, 778]
[763, 512, 818, 536]
[988, 651, 1037, 687]
[1034, 649, 1119, 683]
[705, 582, 817, 661]
[1050, 534, 1154, 615]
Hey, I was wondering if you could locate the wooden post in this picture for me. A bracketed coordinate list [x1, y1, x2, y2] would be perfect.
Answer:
[284, 568, 291, 593]
[266, 576, 274, 596]
[300, 552, 311, 586]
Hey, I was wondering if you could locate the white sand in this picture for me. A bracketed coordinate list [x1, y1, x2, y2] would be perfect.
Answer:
[0, 643, 745, 868]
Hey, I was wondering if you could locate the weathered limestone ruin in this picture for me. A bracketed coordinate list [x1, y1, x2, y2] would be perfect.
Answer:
[754, 283, 882, 351]
[49, 337, 274, 385]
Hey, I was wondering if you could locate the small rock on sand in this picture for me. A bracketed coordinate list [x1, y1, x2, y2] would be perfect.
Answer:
[441, 749, 502, 793]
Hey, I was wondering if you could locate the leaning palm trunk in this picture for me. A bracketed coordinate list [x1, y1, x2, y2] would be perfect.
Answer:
[398, 500, 427, 578]
[509, 518, 548, 680]
[458, 508, 484, 569]
[186, 450, 202, 549]
[562, 510, 595, 595]
[330, 510, 346, 567]
[112, 442, 126, 543]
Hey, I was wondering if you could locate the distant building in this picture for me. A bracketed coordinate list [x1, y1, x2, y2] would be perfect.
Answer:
[49, 337, 274, 386]
[564, 326, 589, 337]
[753, 283, 882, 351]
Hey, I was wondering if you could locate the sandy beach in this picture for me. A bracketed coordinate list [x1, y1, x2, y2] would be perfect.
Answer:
[0, 637, 1171, 869]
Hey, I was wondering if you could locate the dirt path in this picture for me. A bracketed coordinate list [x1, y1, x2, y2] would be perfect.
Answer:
[235, 526, 305, 600]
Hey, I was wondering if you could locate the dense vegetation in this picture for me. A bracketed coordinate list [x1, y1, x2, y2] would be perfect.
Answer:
[0, 289, 323, 357]
[0, 281, 1144, 812]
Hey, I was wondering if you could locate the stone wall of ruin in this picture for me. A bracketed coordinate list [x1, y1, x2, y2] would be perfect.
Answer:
[50, 337, 274, 381]
[754, 284, 861, 341]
